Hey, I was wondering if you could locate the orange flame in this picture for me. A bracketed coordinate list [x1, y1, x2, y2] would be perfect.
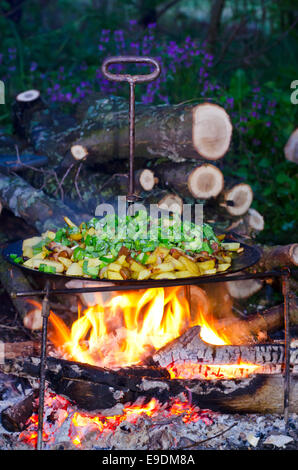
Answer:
[48, 286, 259, 379]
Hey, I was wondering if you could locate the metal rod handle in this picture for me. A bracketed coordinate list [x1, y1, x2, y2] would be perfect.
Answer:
[101, 56, 161, 200]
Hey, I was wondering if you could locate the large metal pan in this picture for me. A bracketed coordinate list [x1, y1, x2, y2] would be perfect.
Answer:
[2, 238, 261, 288]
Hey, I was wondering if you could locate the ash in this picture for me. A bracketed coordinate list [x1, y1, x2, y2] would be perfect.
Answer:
[0, 374, 297, 451]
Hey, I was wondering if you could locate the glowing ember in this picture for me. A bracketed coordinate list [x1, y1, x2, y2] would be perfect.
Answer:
[19, 391, 212, 448]
[167, 362, 261, 380]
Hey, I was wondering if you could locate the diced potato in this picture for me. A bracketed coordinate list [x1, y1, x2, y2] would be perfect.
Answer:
[216, 263, 231, 272]
[87, 227, 96, 236]
[87, 258, 101, 268]
[174, 270, 195, 278]
[221, 242, 240, 251]
[107, 271, 124, 280]
[130, 261, 144, 273]
[178, 256, 200, 275]
[153, 262, 175, 272]
[63, 216, 78, 229]
[58, 256, 73, 269]
[137, 269, 152, 280]
[22, 236, 43, 249]
[144, 253, 157, 265]
[107, 262, 122, 272]
[116, 255, 127, 265]
[153, 272, 176, 280]
[197, 260, 215, 271]
[66, 262, 83, 276]
[222, 255, 232, 263]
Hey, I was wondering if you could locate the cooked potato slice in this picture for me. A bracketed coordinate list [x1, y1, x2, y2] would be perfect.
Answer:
[153, 262, 175, 273]
[178, 256, 200, 275]
[153, 272, 176, 280]
[130, 261, 144, 273]
[165, 255, 184, 270]
[27, 259, 65, 273]
[155, 246, 170, 258]
[137, 269, 152, 280]
[66, 262, 83, 276]
[174, 270, 195, 278]
[197, 260, 215, 271]
[221, 242, 240, 251]
[216, 263, 231, 272]
[202, 269, 217, 275]
[107, 271, 124, 280]
[22, 236, 43, 249]
[69, 233, 82, 241]
[23, 247, 34, 258]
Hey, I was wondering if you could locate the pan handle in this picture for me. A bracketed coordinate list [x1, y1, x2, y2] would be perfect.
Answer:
[101, 56, 161, 84]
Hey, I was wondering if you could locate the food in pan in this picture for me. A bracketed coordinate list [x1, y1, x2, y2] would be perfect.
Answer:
[10, 212, 243, 280]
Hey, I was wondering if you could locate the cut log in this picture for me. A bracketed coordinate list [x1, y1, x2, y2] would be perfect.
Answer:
[12, 89, 44, 139]
[213, 298, 298, 344]
[228, 208, 264, 237]
[219, 183, 253, 216]
[144, 190, 184, 214]
[226, 273, 264, 299]
[284, 128, 298, 164]
[70, 98, 232, 165]
[0, 171, 91, 232]
[257, 244, 298, 270]
[154, 162, 224, 199]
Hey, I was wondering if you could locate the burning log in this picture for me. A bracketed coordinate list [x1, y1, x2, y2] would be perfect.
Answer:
[70, 99, 233, 165]
[150, 325, 298, 368]
[1, 391, 38, 432]
[153, 162, 224, 199]
[1, 352, 297, 414]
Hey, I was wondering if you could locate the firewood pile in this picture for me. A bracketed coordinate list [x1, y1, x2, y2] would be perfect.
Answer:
[0, 89, 297, 333]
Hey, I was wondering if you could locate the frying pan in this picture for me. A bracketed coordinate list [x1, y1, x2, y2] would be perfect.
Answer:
[2, 238, 261, 287]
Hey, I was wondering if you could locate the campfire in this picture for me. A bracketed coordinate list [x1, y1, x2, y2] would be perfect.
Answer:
[48, 286, 261, 380]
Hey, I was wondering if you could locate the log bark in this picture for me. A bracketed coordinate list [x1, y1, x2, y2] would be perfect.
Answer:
[154, 162, 224, 199]
[0, 171, 91, 232]
[70, 99, 232, 165]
